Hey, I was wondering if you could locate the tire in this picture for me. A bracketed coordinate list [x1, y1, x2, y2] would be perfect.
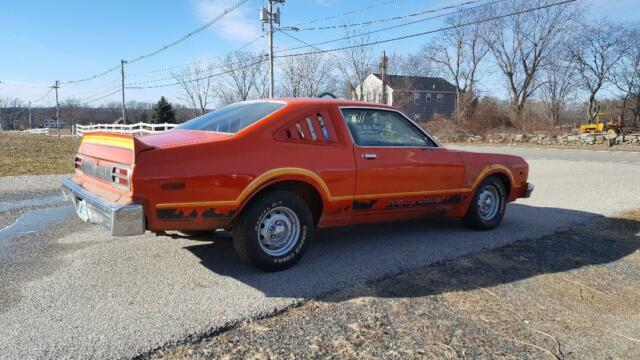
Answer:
[463, 176, 507, 230]
[232, 190, 314, 271]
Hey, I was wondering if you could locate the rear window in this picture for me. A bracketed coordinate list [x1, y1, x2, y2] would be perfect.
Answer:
[176, 101, 285, 133]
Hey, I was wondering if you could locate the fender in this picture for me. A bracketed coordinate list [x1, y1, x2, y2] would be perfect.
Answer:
[446, 164, 515, 218]
[229, 167, 351, 220]
[469, 164, 514, 193]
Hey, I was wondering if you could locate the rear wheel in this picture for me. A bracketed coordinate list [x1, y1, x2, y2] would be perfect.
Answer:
[232, 191, 313, 271]
[463, 176, 507, 230]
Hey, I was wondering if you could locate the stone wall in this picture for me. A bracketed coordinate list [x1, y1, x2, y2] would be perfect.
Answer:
[437, 132, 640, 147]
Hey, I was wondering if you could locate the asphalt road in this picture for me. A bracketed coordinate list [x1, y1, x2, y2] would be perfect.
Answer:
[1, 146, 639, 359]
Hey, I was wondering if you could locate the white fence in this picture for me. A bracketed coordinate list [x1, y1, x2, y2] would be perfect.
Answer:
[75, 122, 177, 137]
[25, 128, 50, 134]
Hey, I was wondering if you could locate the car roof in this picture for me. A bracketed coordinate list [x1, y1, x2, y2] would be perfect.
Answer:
[267, 97, 398, 110]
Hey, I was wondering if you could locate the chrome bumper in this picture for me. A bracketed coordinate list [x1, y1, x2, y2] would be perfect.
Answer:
[523, 182, 534, 198]
[61, 178, 145, 236]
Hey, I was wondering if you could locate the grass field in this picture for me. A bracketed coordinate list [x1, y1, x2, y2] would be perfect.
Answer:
[0, 132, 80, 176]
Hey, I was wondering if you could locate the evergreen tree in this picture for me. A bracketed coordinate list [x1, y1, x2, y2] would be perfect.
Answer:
[149, 96, 176, 124]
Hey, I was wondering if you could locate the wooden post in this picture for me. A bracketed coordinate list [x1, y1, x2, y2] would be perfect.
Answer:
[380, 51, 388, 105]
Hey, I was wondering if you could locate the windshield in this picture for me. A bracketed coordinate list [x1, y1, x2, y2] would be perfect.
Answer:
[176, 101, 285, 133]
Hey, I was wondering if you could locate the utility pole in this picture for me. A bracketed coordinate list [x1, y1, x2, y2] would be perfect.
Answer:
[53, 80, 60, 137]
[120, 59, 127, 124]
[380, 51, 388, 105]
[28, 101, 32, 129]
[261, 0, 284, 98]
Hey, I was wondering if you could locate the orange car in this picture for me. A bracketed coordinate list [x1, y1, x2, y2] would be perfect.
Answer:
[62, 98, 533, 271]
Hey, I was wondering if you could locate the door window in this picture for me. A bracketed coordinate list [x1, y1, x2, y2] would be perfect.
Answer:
[341, 108, 437, 147]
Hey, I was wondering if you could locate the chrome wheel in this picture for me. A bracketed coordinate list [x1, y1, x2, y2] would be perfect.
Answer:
[257, 206, 300, 257]
[477, 185, 500, 221]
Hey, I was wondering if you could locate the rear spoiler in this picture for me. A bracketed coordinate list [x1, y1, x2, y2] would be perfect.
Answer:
[81, 132, 155, 154]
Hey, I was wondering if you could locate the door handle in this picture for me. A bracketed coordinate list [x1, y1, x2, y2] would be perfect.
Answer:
[362, 153, 377, 159]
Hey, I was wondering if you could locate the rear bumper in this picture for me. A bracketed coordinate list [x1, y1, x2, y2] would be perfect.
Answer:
[61, 178, 145, 236]
[522, 182, 534, 198]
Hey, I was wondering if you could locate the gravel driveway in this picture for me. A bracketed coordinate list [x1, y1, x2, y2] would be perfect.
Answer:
[1, 147, 639, 359]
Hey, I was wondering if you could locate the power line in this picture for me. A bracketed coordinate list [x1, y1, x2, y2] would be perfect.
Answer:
[127, 0, 492, 86]
[296, 0, 482, 31]
[83, 87, 122, 105]
[64, 65, 121, 85]
[291, 0, 406, 27]
[128, 0, 573, 91]
[278, 29, 352, 63]
[276, 0, 576, 59]
[68, 20, 265, 95]
[278, 0, 508, 54]
[126, 53, 268, 86]
[126, 0, 249, 64]
[65, 78, 121, 99]
[63, 0, 249, 84]
[127, 57, 269, 89]
[126, 34, 266, 77]
[32, 87, 54, 104]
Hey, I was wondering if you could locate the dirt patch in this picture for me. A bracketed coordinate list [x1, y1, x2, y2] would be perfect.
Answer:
[149, 211, 640, 359]
[0, 133, 79, 176]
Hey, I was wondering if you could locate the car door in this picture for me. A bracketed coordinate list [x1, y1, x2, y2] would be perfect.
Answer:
[340, 107, 465, 215]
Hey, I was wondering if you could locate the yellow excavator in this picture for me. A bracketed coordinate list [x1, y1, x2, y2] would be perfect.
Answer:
[579, 113, 621, 136]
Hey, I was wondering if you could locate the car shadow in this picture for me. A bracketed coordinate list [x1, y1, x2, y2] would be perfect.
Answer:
[182, 204, 639, 300]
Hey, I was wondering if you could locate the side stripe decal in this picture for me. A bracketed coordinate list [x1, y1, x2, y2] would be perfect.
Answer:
[155, 165, 512, 210]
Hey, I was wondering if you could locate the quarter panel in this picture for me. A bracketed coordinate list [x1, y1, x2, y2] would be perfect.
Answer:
[134, 104, 357, 231]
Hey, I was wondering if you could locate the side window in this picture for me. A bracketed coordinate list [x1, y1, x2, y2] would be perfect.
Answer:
[437, 93, 444, 103]
[426, 93, 432, 102]
[341, 108, 437, 147]
[275, 111, 337, 144]
[413, 92, 420, 104]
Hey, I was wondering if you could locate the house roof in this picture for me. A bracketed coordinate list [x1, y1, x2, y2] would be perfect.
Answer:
[371, 73, 457, 92]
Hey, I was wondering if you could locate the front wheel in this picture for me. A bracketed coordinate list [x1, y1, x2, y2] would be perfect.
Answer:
[232, 191, 313, 271]
[463, 176, 507, 230]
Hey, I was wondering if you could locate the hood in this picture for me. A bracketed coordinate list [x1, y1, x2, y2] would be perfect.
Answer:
[449, 149, 527, 166]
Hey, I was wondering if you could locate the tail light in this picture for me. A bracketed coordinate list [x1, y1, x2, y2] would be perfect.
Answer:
[74, 155, 84, 170]
[111, 165, 131, 190]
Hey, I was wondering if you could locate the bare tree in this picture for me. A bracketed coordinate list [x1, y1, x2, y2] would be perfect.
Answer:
[481, 0, 579, 128]
[0, 97, 24, 130]
[611, 26, 640, 127]
[216, 51, 267, 105]
[104, 101, 120, 122]
[173, 60, 216, 116]
[539, 53, 577, 126]
[336, 30, 375, 100]
[424, 13, 489, 123]
[0, 97, 6, 130]
[631, 94, 640, 129]
[569, 21, 630, 123]
[280, 53, 333, 97]
[398, 52, 431, 77]
[61, 98, 83, 127]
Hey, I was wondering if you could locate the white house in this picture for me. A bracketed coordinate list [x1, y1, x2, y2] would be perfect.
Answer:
[354, 73, 458, 121]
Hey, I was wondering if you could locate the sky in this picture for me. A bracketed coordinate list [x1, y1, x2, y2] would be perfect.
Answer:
[0, 0, 637, 107]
